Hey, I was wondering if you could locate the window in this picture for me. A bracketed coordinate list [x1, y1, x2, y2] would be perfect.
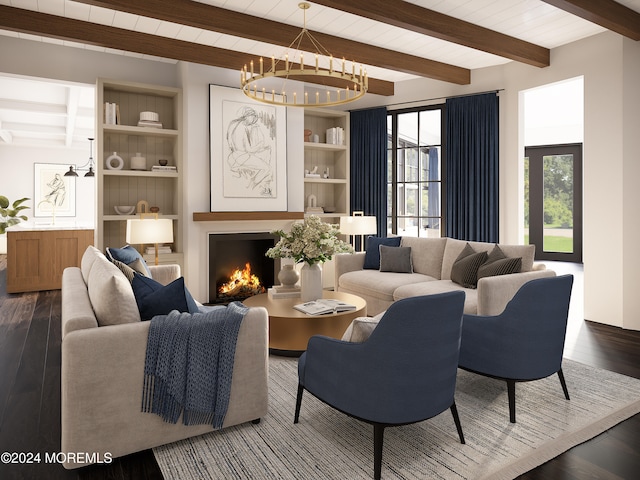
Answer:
[387, 106, 444, 237]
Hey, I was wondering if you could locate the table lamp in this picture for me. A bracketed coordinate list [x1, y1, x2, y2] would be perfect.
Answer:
[126, 216, 174, 265]
[340, 212, 377, 252]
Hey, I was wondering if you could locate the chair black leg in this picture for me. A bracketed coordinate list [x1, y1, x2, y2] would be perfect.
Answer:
[558, 368, 570, 400]
[450, 402, 465, 444]
[294, 384, 304, 424]
[293, 384, 304, 423]
[507, 379, 516, 423]
[373, 424, 385, 480]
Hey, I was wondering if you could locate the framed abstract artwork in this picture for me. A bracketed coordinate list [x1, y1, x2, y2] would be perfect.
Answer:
[209, 84, 288, 211]
[34, 163, 76, 217]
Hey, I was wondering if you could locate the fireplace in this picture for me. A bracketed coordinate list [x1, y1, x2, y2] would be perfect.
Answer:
[208, 232, 280, 304]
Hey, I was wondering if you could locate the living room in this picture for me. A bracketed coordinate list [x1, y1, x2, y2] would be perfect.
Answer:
[1, 1, 640, 479]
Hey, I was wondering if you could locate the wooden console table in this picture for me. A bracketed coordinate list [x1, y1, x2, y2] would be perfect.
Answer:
[6, 228, 94, 293]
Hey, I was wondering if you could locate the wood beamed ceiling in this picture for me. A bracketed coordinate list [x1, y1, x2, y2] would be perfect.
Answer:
[0, 0, 639, 97]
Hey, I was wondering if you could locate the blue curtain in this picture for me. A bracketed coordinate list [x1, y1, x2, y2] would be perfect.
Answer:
[350, 107, 387, 249]
[445, 93, 499, 242]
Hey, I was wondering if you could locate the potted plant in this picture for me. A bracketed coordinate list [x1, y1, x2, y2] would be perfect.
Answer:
[0, 196, 30, 254]
[266, 215, 353, 301]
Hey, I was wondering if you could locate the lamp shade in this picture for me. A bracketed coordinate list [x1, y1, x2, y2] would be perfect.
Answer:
[340, 215, 377, 236]
[126, 218, 174, 245]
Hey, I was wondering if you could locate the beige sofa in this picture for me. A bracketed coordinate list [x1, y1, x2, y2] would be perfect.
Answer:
[335, 237, 555, 316]
[61, 246, 269, 469]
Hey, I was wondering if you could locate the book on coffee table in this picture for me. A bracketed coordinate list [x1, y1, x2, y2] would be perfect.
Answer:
[293, 299, 357, 315]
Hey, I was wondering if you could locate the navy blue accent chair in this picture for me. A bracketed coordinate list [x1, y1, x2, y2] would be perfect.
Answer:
[459, 274, 574, 423]
[294, 292, 466, 480]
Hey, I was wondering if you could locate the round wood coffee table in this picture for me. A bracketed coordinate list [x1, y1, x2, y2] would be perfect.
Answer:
[243, 291, 367, 355]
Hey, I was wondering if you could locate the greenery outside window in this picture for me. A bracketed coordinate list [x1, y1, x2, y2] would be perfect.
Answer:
[387, 105, 444, 237]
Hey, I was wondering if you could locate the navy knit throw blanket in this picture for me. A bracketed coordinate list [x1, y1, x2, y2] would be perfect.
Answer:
[142, 302, 248, 429]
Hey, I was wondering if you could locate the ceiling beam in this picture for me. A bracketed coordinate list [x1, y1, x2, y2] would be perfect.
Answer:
[541, 0, 640, 40]
[75, 0, 470, 84]
[0, 6, 394, 96]
[313, 0, 550, 68]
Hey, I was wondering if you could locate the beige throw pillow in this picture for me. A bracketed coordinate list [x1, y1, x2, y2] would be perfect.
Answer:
[87, 256, 141, 326]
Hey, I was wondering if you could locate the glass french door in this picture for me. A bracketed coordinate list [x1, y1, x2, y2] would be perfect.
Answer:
[525, 144, 583, 262]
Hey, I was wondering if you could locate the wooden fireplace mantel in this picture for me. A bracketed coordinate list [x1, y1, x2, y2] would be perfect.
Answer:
[193, 211, 304, 222]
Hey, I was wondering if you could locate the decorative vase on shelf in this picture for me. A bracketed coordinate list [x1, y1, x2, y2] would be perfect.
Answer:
[300, 262, 323, 302]
[278, 264, 299, 288]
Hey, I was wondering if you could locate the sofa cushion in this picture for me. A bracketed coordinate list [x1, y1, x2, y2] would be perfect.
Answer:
[81, 245, 102, 284]
[87, 254, 141, 326]
[131, 274, 199, 320]
[339, 270, 435, 303]
[393, 280, 478, 314]
[478, 245, 522, 280]
[341, 311, 385, 343]
[379, 245, 413, 273]
[450, 243, 488, 289]
[106, 245, 151, 277]
[399, 237, 447, 278]
[363, 236, 402, 269]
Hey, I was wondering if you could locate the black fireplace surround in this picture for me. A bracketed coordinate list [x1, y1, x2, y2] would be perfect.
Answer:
[208, 232, 280, 304]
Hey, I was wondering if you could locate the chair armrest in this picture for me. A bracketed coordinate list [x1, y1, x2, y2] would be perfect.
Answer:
[334, 252, 365, 291]
[476, 269, 556, 316]
[149, 264, 181, 285]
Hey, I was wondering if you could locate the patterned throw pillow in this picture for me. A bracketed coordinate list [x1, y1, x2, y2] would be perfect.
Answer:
[106, 245, 151, 277]
[450, 243, 488, 289]
[477, 245, 522, 280]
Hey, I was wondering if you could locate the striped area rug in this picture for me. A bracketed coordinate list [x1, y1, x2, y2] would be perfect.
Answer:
[154, 357, 640, 479]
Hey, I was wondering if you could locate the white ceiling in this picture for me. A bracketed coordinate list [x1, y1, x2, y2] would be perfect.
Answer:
[0, 0, 639, 147]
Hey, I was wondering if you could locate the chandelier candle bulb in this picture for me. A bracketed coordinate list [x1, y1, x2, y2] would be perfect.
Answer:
[316, 92, 320, 104]
[238, 2, 367, 107]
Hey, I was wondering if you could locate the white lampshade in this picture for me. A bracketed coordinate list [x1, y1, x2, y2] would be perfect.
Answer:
[339, 215, 377, 236]
[126, 218, 174, 245]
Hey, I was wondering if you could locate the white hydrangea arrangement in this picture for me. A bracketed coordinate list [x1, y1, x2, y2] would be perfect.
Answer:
[266, 215, 353, 265]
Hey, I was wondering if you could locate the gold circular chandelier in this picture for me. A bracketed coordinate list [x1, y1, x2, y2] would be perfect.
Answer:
[240, 2, 368, 107]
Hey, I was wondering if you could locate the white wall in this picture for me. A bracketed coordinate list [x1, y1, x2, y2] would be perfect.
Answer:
[2, 31, 639, 328]
[0, 144, 95, 228]
[177, 62, 305, 301]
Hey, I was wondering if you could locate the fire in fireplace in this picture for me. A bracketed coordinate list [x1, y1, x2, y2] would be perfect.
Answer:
[209, 232, 279, 304]
[218, 262, 266, 300]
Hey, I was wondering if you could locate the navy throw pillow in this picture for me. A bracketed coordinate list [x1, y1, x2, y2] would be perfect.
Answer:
[106, 245, 152, 277]
[363, 236, 402, 269]
[131, 274, 199, 320]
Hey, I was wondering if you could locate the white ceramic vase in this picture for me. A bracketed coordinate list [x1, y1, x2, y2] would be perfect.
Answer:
[278, 264, 299, 287]
[300, 262, 322, 302]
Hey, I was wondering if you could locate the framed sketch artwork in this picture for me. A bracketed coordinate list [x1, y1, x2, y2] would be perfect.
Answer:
[209, 85, 288, 211]
[34, 163, 76, 217]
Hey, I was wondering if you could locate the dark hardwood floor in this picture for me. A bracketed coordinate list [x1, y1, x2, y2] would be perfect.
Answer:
[0, 256, 638, 479]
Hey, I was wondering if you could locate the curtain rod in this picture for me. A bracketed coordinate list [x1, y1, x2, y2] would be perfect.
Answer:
[349, 88, 504, 112]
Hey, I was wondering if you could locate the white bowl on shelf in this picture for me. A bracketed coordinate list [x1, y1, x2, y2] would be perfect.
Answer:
[114, 205, 135, 215]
